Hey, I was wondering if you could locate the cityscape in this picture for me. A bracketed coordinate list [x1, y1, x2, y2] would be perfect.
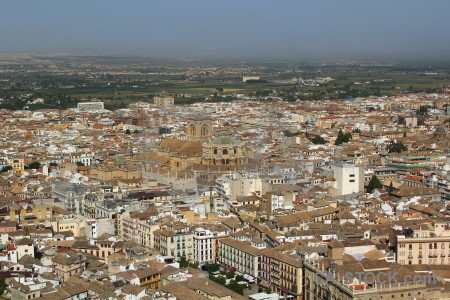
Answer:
[1, 1, 450, 300]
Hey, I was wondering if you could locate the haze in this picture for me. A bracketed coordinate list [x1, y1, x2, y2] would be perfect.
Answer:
[2, 0, 450, 61]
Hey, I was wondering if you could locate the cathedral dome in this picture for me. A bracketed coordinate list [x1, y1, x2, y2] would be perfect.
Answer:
[210, 135, 240, 145]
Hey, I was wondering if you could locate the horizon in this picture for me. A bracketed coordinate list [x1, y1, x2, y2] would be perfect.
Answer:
[2, 0, 450, 62]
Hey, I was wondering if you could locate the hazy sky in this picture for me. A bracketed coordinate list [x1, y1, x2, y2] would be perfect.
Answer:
[2, 0, 450, 61]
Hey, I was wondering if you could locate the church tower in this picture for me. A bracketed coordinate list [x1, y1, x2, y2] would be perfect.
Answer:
[186, 115, 212, 142]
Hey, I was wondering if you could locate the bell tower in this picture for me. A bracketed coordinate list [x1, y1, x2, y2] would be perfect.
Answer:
[186, 115, 212, 142]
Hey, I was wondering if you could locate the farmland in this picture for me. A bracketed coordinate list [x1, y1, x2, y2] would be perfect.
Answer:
[0, 55, 449, 110]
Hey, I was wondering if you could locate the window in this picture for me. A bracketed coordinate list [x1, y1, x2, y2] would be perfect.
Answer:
[201, 124, 208, 136]
[349, 180, 355, 183]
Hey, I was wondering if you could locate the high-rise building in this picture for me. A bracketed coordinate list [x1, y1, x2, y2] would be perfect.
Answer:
[332, 161, 363, 196]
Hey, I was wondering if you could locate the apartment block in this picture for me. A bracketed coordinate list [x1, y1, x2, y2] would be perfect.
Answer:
[394, 220, 450, 265]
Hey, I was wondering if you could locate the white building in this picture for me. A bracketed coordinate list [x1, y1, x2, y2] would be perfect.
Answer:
[332, 161, 363, 196]
[216, 173, 264, 202]
[243, 76, 260, 82]
[70, 153, 92, 166]
[16, 238, 35, 260]
[85, 218, 115, 239]
[77, 101, 104, 111]
[219, 237, 261, 279]
[193, 228, 214, 265]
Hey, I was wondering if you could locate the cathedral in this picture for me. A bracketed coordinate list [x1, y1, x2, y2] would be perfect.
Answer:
[145, 115, 257, 186]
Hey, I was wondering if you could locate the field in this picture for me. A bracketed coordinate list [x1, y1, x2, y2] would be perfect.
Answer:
[0, 57, 449, 110]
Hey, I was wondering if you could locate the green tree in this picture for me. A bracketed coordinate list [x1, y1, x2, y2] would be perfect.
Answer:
[283, 130, 300, 137]
[343, 132, 352, 143]
[310, 136, 327, 144]
[49, 162, 58, 167]
[335, 130, 344, 145]
[209, 274, 226, 285]
[352, 128, 362, 134]
[367, 175, 383, 193]
[188, 262, 199, 269]
[226, 280, 244, 295]
[387, 141, 407, 153]
[25, 161, 41, 169]
[125, 129, 131, 134]
[178, 256, 189, 268]
[335, 130, 351, 145]
[388, 182, 394, 193]
[0, 166, 13, 173]
[0, 278, 6, 296]
[133, 129, 139, 134]
[76, 161, 85, 167]
[202, 263, 220, 273]
[417, 105, 432, 116]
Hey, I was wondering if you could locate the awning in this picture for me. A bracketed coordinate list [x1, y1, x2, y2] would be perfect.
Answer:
[259, 280, 270, 288]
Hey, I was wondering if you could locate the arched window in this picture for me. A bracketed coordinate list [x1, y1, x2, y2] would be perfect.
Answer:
[221, 159, 225, 165]
[223, 149, 228, 155]
[201, 124, 208, 136]
[305, 278, 310, 290]
[189, 124, 195, 136]
[213, 148, 218, 154]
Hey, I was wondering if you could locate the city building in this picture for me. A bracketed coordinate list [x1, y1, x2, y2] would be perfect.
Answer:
[77, 101, 105, 111]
